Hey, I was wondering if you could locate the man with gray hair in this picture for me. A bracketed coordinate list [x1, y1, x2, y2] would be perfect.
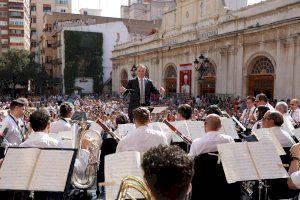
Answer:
[261, 110, 295, 148]
[289, 99, 300, 127]
[275, 101, 295, 136]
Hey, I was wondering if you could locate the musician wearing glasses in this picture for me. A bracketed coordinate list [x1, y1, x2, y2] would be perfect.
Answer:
[188, 114, 234, 157]
[20, 110, 91, 175]
[116, 107, 168, 153]
[142, 145, 193, 200]
[240, 96, 256, 129]
[0, 98, 28, 156]
[289, 99, 300, 127]
[49, 102, 73, 134]
[275, 101, 295, 135]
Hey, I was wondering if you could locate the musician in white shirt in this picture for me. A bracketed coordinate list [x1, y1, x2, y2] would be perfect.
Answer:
[289, 99, 300, 125]
[50, 102, 73, 134]
[288, 143, 300, 198]
[261, 111, 295, 147]
[1, 98, 28, 148]
[188, 114, 234, 157]
[20, 110, 90, 175]
[240, 96, 256, 128]
[116, 107, 168, 153]
[255, 93, 275, 118]
[275, 102, 295, 136]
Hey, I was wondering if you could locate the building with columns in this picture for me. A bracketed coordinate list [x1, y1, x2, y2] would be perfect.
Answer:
[112, 0, 300, 100]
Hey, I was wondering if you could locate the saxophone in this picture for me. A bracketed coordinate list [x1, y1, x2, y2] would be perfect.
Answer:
[71, 120, 103, 189]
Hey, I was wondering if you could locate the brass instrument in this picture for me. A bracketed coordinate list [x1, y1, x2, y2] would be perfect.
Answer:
[71, 120, 103, 189]
[95, 119, 121, 142]
[117, 176, 152, 200]
[163, 119, 193, 145]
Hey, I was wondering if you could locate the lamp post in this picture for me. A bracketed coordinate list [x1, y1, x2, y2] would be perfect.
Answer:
[194, 54, 210, 80]
[130, 65, 137, 78]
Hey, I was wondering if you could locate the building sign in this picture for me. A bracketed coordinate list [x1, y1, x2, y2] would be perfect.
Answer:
[53, 18, 96, 30]
[198, 29, 218, 38]
[179, 64, 192, 95]
[75, 77, 94, 94]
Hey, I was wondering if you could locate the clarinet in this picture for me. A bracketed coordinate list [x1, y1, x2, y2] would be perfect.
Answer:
[162, 119, 193, 145]
[95, 119, 121, 142]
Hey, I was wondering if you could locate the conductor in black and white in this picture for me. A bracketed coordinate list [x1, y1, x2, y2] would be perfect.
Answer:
[120, 64, 165, 122]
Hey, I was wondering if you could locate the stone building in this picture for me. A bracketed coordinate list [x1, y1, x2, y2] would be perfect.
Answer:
[112, 0, 300, 100]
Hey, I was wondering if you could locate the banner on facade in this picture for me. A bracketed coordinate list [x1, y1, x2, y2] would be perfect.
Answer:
[179, 64, 192, 95]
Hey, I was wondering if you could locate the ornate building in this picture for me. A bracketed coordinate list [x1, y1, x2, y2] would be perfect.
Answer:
[112, 0, 300, 100]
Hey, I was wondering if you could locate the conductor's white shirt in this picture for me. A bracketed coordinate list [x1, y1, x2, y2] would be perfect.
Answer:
[50, 118, 72, 134]
[188, 131, 234, 157]
[19, 131, 89, 175]
[116, 125, 168, 153]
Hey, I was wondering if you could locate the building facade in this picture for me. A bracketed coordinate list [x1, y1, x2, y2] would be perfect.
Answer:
[112, 0, 300, 100]
[79, 8, 102, 16]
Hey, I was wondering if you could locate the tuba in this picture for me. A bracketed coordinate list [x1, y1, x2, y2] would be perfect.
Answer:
[71, 120, 103, 189]
[117, 176, 152, 200]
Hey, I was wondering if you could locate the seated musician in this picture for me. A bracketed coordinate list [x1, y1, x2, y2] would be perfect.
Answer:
[288, 143, 300, 194]
[177, 104, 192, 121]
[261, 111, 295, 147]
[142, 145, 193, 200]
[20, 110, 90, 175]
[188, 114, 234, 157]
[116, 107, 168, 153]
[275, 101, 295, 136]
[49, 102, 73, 134]
[252, 106, 270, 130]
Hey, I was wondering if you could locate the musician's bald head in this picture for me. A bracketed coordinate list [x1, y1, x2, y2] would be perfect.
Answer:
[204, 114, 222, 132]
[133, 107, 150, 126]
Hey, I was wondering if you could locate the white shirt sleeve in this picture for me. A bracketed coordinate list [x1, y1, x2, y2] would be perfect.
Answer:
[291, 171, 300, 189]
[74, 149, 90, 175]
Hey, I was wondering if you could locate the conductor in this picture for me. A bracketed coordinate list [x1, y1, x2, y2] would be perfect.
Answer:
[120, 64, 165, 122]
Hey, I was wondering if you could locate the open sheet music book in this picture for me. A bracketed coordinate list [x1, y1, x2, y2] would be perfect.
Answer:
[253, 128, 295, 155]
[168, 120, 205, 142]
[105, 151, 144, 200]
[49, 131, 73, 148]
[217, 142, 288, 184]
[118, 123, 136, 138]
[150, 106, 168, 114]
[220, 118, 240, 139]
[0, 147, 77, 192]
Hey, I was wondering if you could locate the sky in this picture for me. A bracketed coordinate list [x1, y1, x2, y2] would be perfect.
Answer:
[72, 0, 266, 18]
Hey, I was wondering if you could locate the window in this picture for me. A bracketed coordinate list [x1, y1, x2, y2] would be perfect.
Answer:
[43, 5, 51, 12]
[0, 2, 7, 7]
[1, 30, 8, 35]
[0, 21, 7, 26]
[56, 0, 68, 4]
[31, 5, 36, 11]
[31, 30, 36, 36]
[9, 2, 23, 10]
[60, 9, 65, 13]
[10, 36, 24, 43]
[10, 11, 23, 18]
[9, 20, 24, 26]
[84, 11, 88, 15]
[0, 11, 7, 17]
[31, 17, 36, 23]
[10, 29, 24, 34]
[46, 40, 52, 48]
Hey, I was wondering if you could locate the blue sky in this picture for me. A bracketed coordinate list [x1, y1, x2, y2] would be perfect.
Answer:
[72, 0, 265, 17]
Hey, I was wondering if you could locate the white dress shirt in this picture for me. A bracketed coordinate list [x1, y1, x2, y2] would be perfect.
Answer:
[268, 127, 295, 147]
[282, 113, 295, 136]
[19, 131, 90, 175]
[138, 77, 145, 104]
[1, 114, 24, 148]
[188, 131, 234, 157]
[291, 171, 300, 200]
[291, 108, 300, 123]
[50, 118, 72, 134]
[116, 125, 168, 153]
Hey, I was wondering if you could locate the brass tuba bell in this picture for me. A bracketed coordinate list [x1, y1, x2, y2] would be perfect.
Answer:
[117, 176, 152, 200]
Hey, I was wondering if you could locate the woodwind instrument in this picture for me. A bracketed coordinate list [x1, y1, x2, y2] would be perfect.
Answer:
[162, 119, 193, 145]
[95, 119, 121, 142]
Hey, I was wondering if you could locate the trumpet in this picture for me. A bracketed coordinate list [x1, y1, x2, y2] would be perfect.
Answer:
[163, 119, 193, 145]
[117, 176, 152, 200]
[95, 119, 121, 142]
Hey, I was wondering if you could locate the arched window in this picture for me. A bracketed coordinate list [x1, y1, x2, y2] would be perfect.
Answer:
[251, 57, 274, 75]
[120, 69, 128, 87]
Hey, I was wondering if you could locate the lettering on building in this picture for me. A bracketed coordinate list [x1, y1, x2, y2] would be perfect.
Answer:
[53, 18, 97, 30]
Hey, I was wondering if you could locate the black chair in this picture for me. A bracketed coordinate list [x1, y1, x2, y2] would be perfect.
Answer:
[191, 153, 241, 200]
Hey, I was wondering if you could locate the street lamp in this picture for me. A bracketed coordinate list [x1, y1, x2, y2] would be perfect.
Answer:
[194, 54, 210, 80]
[130, 65, 137, 78]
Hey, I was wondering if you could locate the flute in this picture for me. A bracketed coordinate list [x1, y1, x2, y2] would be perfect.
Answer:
[162, 119, 193, 145]
[95, 119, 121, 142]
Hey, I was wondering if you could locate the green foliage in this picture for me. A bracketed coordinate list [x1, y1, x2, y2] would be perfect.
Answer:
[64, 31, 103, 94]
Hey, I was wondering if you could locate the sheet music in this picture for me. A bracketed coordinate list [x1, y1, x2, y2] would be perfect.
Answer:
[118, 123, 136, 138]
[0, 148, 40, 190]
[105, 151, 143, 200]
[151, 106, 168, 114]
[248, 142, 289, 180]
[253, 129, 286, 155]
[217, 143, 258, 184]
[186, 121, 205, 140]
[29, 150, 74, 192]
[292, 128, 300, 141]
[218, 142, 289, 184]
[220, 118, 240, 139]
[149, 122, 173, 144]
